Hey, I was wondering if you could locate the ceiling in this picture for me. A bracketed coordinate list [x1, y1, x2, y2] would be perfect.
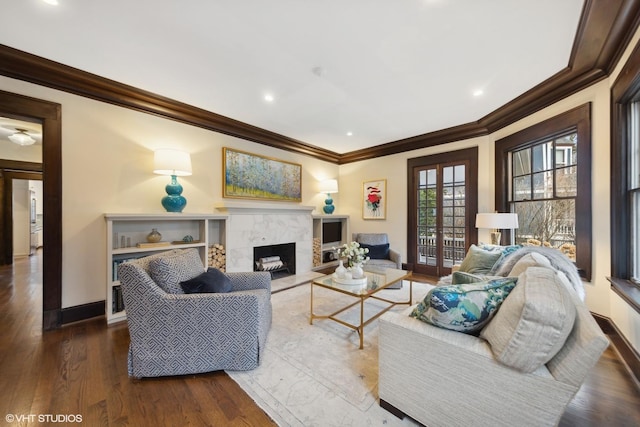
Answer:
[0, 0, 591, 155]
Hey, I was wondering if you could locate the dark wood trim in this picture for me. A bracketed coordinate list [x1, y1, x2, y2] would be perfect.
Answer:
[0, 45, 340, 165]
[592, 311, 640, 386]
[344, 0, 640, 163]
[406, 147, 478, 277]
[495, 103, 592, 281]
[0, 90, 63, 330]
[60, 301, 106, 325]
[0, 159, 42, 172]
[610, 36, 640, 282]
[379, 399, 406, 420]
[1, 0, 639, 165]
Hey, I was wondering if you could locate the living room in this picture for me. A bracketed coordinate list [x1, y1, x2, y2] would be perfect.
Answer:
[1, 0, 640, 425]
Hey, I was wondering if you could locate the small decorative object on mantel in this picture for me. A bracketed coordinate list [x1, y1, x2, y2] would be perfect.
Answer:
[147, 228, 162, 243]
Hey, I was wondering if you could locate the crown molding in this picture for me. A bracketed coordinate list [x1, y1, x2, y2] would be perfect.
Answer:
[0, 45, 340, 164]
[0, 0, 638, 165]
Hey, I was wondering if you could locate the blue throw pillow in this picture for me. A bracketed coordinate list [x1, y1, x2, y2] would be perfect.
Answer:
[409, 277, 517, 334]
[359, 243, 390, 259]
[180, 268, 232, 294]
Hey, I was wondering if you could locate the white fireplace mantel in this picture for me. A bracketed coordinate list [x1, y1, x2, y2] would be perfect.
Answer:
[214, 201, 317, 215]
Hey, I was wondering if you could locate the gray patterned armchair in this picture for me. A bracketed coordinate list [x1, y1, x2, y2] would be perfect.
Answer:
[118, 249, 272, 378]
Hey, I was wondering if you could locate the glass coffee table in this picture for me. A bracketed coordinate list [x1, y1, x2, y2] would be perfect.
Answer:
[309, 267, 413, 349]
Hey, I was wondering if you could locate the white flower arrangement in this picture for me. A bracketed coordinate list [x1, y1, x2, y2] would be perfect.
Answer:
[333, 241, 370, 267]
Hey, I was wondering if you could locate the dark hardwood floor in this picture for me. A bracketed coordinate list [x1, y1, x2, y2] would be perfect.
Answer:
[1, 255, 638, 426]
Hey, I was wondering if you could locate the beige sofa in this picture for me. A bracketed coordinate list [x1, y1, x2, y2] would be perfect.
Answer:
[378, 246, 609, 426]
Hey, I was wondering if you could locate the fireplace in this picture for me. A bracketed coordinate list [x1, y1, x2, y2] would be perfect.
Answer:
[253, 242, 296, 279]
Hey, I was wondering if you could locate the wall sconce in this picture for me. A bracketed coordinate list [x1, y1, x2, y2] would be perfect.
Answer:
[320, 179, 339, 214]
[153, 149, 192, 213]
[475, 213, 519, 245]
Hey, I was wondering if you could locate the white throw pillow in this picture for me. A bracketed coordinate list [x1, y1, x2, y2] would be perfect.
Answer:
[481, 266, 577, 373]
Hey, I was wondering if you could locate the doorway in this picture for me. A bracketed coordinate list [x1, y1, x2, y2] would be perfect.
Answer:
[0, 90, 62, 330]
[407, 147, 478, 277]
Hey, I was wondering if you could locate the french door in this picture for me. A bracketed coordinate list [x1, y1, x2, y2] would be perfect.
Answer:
[407, 148, 478, 277]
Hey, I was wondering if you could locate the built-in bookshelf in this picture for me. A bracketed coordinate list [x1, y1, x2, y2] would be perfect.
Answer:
[312, 215, 349, 269]
[104, 213, 227, 324]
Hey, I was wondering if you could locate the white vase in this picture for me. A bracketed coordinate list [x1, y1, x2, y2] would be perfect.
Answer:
[335, 259, 347, 278]
[352, 262, 364, 279]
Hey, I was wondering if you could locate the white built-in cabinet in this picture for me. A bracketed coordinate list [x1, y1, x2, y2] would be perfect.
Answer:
[104, 213, 227, 324]
[312, 215, 349, 269]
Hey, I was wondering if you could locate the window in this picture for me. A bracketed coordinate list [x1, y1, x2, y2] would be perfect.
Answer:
[510, 133, 577, 258]
[630, 102, 640, 284]
[611, 42, 640, 310]
[496, 104, 592, 280]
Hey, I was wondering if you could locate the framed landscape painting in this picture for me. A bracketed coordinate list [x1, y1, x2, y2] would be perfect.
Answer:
[223, 147, 302, 202]
[363, 179, 386, 219]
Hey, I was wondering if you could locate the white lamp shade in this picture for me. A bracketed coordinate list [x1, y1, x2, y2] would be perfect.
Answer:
[475, 213, 519, 229]
[153, 149, 192, 176]
[320, 179, 339, 193]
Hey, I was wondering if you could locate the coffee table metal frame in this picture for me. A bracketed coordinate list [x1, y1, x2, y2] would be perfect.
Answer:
[309, 268, 413, 349]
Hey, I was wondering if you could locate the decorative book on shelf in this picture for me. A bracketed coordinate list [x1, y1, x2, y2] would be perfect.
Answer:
[136, 241, 171, 248]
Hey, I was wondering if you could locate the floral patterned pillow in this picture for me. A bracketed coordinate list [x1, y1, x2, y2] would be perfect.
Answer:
[410, 277, 517, 334]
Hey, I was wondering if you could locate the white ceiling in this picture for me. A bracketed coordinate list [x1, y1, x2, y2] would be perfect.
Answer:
[1, 0, 585, 154]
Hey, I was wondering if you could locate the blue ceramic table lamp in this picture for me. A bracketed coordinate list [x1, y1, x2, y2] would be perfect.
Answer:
[153, 149, 192, 213]
[320, 179, 339, 214]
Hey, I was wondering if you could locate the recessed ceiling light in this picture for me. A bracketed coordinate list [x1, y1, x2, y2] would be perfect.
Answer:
[42, 0, 59, 5]
[264, 94, 274, 103]
[346, 132, 353, 136]
[473, 89, 484, 97]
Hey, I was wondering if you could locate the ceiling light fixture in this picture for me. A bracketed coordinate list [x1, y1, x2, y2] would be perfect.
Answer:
[264, 94, 274, 102]
[42, 0, 59, 5]
[473, 89, 484, 97]
[346, 132, 353, 136]
[8, 129, 36, 146]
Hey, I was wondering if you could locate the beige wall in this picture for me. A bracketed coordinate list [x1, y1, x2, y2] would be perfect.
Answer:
[0, 75, 338, 308]
[1, 26, 638, 353]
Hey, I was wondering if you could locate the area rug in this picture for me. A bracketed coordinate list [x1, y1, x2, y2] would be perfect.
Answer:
[227, 279, 434, 426]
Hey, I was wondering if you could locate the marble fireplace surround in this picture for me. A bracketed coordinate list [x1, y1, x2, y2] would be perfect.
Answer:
[215, 202, 315, 274]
